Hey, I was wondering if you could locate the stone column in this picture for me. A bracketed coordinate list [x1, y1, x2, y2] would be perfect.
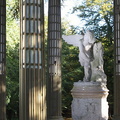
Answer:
[20, 0, 46, 119]
[114, 0, 120, 119]
[71, 82, 109, 120]
[0, 0, 6, 120]
[47, 0, 63, 119]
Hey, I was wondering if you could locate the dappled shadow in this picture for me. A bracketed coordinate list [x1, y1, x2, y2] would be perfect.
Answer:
[20, 68, 46, 120]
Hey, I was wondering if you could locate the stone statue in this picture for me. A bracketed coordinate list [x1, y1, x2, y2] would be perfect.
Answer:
[62, 30, 107, 83]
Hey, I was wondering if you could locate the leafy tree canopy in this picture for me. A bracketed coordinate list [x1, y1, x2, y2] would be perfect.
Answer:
[72, 0, 113, 40]
[6, 0, 20, 119]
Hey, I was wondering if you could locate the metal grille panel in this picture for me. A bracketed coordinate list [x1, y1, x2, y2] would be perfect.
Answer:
[0, 0, 6, 119]
[115, 0, 120, 75]
[20, 0, 46, 119]
[47, 0, 63, 119]
[114, 0, 120, 119]
[0, 1, 6, 75]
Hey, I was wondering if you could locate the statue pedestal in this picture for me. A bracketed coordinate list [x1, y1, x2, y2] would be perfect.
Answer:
[71, 82, 109, 120]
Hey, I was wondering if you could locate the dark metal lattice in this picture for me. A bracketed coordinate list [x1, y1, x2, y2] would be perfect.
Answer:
[0, 0, 6, 119]
[114, 0, 120, 119]
[114, 0, 120, 75]
[47, 0, 63, 119]
[20, 0, 46, 119]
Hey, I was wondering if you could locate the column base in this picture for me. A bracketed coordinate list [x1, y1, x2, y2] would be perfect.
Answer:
[71, 81, 109, 120]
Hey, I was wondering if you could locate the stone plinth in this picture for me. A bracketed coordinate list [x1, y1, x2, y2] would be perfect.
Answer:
[71, 81, 109, 120]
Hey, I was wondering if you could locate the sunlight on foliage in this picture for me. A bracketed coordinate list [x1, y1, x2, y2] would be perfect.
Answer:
[6, 0, 20, 119]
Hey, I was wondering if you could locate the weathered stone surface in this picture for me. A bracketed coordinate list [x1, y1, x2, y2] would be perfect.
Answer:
[71, 82, 109, 120]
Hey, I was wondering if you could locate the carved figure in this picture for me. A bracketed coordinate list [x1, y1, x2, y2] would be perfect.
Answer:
[62, 30, 106, 83]
[91, 42, 107, 83]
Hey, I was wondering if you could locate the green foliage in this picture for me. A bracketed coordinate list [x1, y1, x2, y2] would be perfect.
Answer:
[72, 0, 113, 39]
[6, 0, 19, 119]
[62, 40, 84, 116]
[61, 22, 84, 116]
[7, 0, 20, 19]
